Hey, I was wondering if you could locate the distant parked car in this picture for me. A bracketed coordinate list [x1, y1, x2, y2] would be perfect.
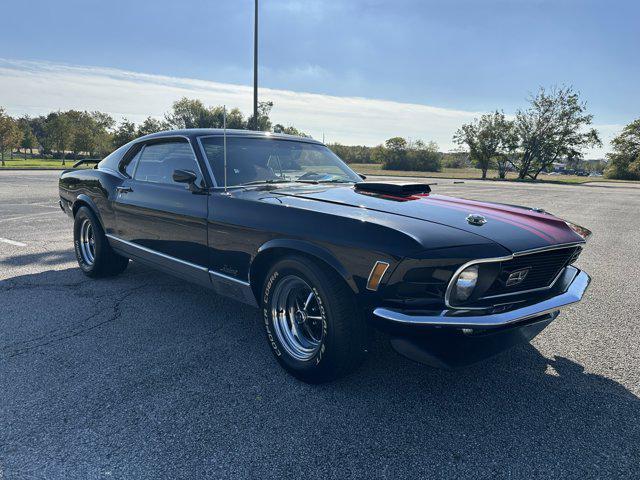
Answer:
[58, 129, 592, 382]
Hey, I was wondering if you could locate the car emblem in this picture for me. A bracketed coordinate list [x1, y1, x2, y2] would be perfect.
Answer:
[466, 214, 487, 226]
[506, 268, 530, 287]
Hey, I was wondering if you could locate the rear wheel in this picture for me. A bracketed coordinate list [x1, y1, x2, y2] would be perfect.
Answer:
[73, 206, 128, 278]
[261, 256, 367, 383]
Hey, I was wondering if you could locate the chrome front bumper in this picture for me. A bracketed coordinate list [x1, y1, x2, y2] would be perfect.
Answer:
[373, 267, 591, 329]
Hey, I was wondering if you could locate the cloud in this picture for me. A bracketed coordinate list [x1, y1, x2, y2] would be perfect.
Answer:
[0, 58, 617, 157]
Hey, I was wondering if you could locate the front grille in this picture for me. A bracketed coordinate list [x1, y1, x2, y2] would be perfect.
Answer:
[482, 246, 582, 297]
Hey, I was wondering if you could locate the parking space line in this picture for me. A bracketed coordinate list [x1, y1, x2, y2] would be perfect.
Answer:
[0, 237, 27, 247]
[0, 211, 58, 223]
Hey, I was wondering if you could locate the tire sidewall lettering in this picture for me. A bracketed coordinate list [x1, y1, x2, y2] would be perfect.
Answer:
[263, 271, 282, 357]
[263, 269, 329, 366]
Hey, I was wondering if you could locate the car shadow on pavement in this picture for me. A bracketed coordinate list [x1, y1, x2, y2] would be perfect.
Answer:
[1, 262, 638, 479]
[0, 248, 74, 267]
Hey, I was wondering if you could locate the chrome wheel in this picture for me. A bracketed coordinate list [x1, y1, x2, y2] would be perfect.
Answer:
[271, 275, 324, 361]
[79, 218, 96, 266]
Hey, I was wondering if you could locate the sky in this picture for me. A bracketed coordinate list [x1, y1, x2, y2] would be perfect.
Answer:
[1, 0, 638, 157]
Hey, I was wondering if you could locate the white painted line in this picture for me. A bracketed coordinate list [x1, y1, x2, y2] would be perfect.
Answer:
[0, 211, 58, 223]
[0, 237, 26, 247]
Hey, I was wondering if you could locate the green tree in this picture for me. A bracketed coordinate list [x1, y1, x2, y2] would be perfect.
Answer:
[112, 119, 137, 148]
[605, 119, 640, 180]
[408, 140, 442, 172]
[88, 111, 115, 157]
[137, 116, 165, 137]
[511, 86, 601, 179]
[247, 101, 273, 131]
[208, 106, 246, 129]
[273, 124, 310, 138]
[28, 116, 47, 154]
[380, 137, 408, 170]
[453, 111, 511, 179]
[327, 144, 373, 164]
[164, 98, 217, 129]
[19, 119, 36, 160]
[0, 108, 22, 166]
[44, 112, 74, 165]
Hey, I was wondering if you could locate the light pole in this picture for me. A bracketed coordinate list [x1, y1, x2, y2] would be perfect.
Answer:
[253, 0, 258, 130]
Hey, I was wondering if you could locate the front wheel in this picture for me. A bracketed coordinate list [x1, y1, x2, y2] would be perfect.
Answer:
[261, 256, 367, 383]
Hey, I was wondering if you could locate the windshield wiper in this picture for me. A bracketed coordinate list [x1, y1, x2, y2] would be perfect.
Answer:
[317, 179, 356, 184]
[240, 179, 290, 186]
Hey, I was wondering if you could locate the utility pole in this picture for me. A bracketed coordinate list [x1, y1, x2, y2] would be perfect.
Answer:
[253, 0, 259, 130]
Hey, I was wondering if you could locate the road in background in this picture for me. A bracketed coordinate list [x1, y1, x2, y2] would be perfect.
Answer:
[1, 171, 639, 479]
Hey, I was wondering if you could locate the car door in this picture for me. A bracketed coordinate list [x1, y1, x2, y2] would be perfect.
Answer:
[112, 138, 209, 285]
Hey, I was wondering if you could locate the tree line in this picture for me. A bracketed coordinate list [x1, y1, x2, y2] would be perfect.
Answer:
[0, 98, 309, 166]
[331, 86, 637, 179]
[0, 89, 638, 180]
[453, 86, 605, 180]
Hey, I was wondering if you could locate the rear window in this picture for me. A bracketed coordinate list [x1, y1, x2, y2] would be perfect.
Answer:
[97, 142, 132, 172]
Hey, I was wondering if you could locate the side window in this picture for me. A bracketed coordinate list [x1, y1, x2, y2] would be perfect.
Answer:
[124, 147, 143, 177]
[133, 141, 202, 186]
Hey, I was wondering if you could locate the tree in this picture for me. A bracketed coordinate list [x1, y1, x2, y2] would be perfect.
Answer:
[273, 124, 310, 138]
[0, 108, 22, 166]
[408, 140, 442, 172]
[137, 116, 165, 137]
[28, 116, 47, 154]
[44, 112, 74, 165]
[376, 137, 442, 172]
[247, 101, 273, 131]
[511, 86, 601, 179]
[328, 144, 373, 164]
[88, 111, 115, 157]
[112, 119, 137, 148]
[164, 98, 217, 129]
[380, 137, 408, 170]
[605, 119, 640, 180]
[453, 111, 511, 179]
[68, 110, 94, 157]
[19, 120, 36, 160]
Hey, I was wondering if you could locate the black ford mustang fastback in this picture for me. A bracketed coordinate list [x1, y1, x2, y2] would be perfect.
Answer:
[59, 129, 591, 382]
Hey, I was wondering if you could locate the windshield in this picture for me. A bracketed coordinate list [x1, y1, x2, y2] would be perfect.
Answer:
[199, 136, 361, 187]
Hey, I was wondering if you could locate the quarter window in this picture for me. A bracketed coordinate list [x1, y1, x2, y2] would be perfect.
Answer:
[133, 141, 202, 186]
[123, 147, 143, 177]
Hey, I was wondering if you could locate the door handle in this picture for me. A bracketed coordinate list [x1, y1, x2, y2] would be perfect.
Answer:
[116, 186, 133, 194]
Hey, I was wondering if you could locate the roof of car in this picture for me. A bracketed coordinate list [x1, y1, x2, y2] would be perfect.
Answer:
[138, 128, 323, 144]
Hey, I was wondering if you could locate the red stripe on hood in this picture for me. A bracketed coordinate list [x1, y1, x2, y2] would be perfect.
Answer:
[421, 196, 557, 243]
[425, 195, 578, 244]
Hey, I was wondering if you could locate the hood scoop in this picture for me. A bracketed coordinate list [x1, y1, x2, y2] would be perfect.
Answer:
[354, 182, 431, 196]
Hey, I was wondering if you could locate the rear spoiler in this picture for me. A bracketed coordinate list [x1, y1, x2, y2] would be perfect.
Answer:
[72, 159, 101, 169]
[354, 182, 432, 195]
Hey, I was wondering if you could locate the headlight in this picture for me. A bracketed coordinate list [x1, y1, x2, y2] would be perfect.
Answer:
[455, 265, 479, 301]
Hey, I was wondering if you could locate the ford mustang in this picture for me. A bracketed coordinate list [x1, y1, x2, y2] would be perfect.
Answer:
[59, 129, 591, 382]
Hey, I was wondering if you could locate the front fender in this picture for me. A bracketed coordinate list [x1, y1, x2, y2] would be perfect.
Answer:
[253, 238, 359, 294]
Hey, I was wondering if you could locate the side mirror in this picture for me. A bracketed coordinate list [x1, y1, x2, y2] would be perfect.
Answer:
[172, 169, 207, 194]
[359, 173, 367, 180]
[173, 169, 197, 184]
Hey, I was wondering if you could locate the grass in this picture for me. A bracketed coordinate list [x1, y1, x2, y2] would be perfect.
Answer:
[0, 157, 88, 168]
[2, 157, 637, 185]
[350, 163, 639, 185]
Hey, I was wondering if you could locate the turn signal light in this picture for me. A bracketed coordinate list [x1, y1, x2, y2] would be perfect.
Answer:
[367, 261, 390, 291]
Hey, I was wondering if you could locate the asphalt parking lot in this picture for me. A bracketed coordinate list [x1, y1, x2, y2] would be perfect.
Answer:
[1, 170, 639, 479]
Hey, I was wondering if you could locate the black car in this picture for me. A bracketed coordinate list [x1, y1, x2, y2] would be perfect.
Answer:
[59, 129, 591, 382]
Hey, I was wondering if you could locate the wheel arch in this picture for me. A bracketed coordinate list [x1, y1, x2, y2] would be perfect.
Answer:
[72, 194, 104, 229]
[249, 239, 358, 302]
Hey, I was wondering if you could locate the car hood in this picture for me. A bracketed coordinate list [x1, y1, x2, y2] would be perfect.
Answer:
[273, 185, 585, 253]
